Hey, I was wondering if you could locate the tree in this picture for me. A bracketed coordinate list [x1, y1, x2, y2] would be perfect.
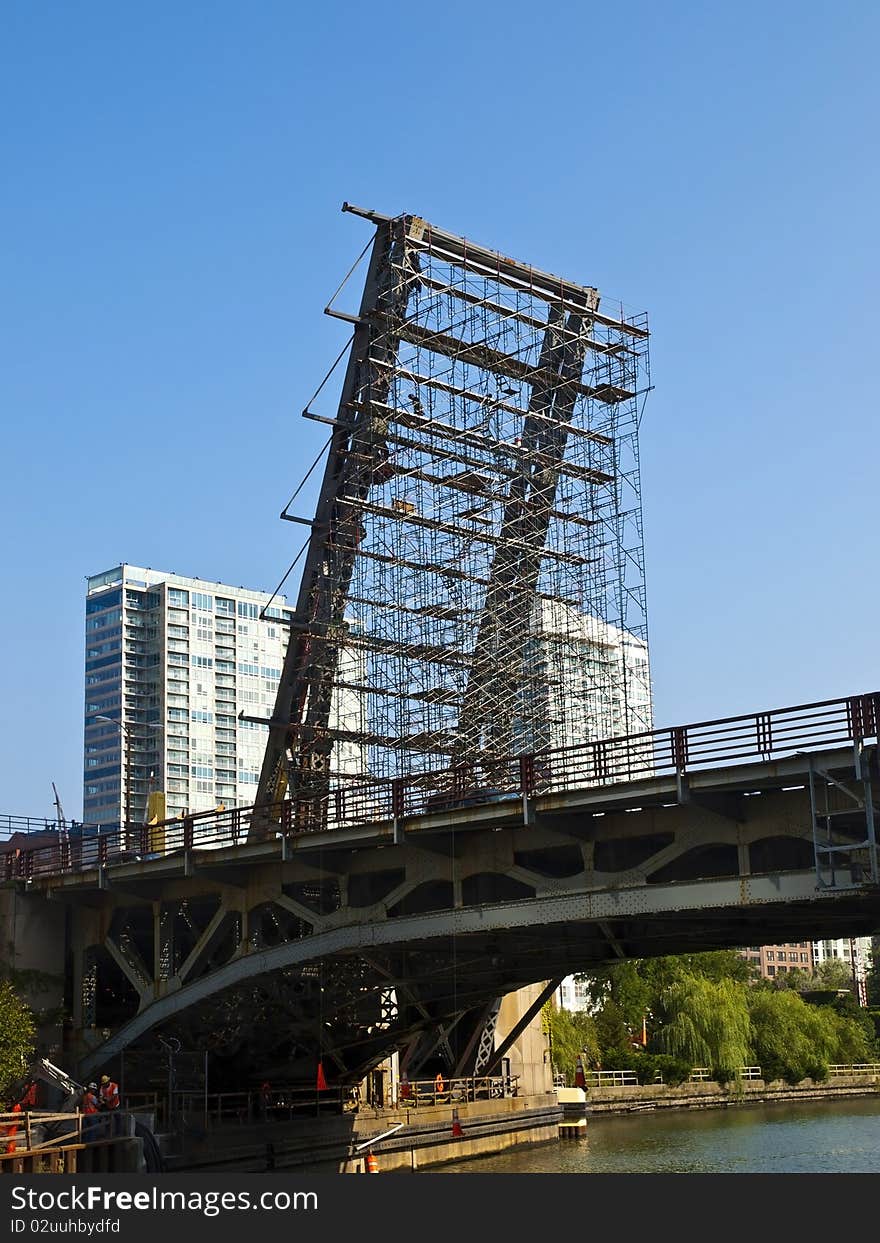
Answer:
[581, 950, 756, 1052]
[813, 959, 856, 993]
[542, 1003, 600, 1080]
[0, 980, 36, 1102]
[748, 986, 832, 1084]
[775, 966, 814, 992]
[655, 974, 752, 1083]
[866, 937, 880, 1007]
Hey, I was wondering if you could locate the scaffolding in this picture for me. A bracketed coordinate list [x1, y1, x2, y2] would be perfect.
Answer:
[256, 205, 652, 821]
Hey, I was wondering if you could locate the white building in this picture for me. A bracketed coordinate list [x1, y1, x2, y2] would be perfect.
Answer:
[812, 936, 874, 1006]
[533, 602, 653, 1012]
[557, 976, 593, 1013]
[515, 600, 652, 756]
[83, 564, 365, 825]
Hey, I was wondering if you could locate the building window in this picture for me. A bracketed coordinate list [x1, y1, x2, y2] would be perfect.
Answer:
[168, 589, 189, 606]
[767, 966, 776, 976]
[767, 952, 775, 961]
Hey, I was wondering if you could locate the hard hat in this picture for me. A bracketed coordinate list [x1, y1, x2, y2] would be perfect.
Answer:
[88, 1083, 97, 1090]
[100, 1075, 110, 1084]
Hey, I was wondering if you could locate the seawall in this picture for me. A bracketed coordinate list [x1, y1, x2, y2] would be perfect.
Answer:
[164, 1093, 562, 1173]
[584, 1073, 880, 1115]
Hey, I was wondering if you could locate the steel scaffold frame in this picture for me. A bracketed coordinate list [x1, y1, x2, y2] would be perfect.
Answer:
[255, 205, 652, 832]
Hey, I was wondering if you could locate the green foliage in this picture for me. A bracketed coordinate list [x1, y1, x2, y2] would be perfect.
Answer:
[573, 949, 878, 1086]
[866, 938, 880, 1007]
[612, 1049, 692, 1086]
[592, 998, 631, 1063]
[655, 975, 752, 1084]
[0, 980, 36, 1101]
[542, 1003, 600, 1080]
[865, 1009, 880, 1044]
[748, 987, 830, 1084]
[775, 966, 814, 992]
[813, 959, 856, 993]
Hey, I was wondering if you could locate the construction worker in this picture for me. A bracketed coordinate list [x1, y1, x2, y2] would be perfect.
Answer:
[81, 1083, 99, 1142]
[4, 1102, 21, 1155]
[99, 1074, 120, 1112]
[99, 1075, 121, 1136]
[19, 1080, 38, 1110]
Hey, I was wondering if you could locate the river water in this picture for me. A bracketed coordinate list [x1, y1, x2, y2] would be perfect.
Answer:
[433, 1097, 880, 1173]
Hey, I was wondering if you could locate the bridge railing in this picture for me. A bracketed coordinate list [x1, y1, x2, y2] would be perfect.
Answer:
[584, 1064, 878, 1088]
[0, 815, 106, 841]
[4, 691, 878, 879]
[400, 1074, 518, 1106]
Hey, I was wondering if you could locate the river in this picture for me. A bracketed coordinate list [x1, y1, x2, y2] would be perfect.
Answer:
[433, 1096, 880, 1173]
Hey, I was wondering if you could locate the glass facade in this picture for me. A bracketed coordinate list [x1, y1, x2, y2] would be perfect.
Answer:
[83, 566, 296, 824]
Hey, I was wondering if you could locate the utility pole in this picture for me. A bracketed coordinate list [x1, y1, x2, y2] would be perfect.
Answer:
[95, 715, 132, 843]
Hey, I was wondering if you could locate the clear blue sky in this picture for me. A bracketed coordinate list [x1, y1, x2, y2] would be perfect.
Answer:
[2, 1, 877, 820]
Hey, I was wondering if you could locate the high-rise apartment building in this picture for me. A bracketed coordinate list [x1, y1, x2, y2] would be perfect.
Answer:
[516, 602, 653, 756]
[84, 564, 364, 825]
[540, 607, 653, 1012]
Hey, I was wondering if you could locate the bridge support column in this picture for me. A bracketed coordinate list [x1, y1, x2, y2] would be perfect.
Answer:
[0, 886, 66, 1057]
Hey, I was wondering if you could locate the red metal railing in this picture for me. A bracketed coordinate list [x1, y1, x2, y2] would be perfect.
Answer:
[3, 691, 877, 881]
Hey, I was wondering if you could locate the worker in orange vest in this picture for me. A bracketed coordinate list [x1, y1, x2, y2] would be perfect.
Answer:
[4, 1102, 21, 1155]
[99, 1075, 120, 1137]
[19, 1080, 38, 1109]
[99, 1075, 119, 1111]
[80, 1083, 100, 1143]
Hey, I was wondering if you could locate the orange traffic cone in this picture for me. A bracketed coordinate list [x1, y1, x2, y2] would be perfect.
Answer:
[316, 1061, 328, 1091]
[451, 1107, 463, 1139]
[574, 1055, 586, 1089]
[366, 1150, 379, 1173]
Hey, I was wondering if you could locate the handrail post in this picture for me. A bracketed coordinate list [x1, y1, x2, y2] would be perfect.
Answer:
[671, 727, 688, 772]
[183, 817, 194, 852]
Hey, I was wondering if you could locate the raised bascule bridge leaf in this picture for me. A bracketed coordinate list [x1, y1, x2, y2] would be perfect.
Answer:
[254, 204, 652, 837]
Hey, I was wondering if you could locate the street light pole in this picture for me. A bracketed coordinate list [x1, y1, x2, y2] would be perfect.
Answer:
[95, 716, 163, 845]
[95, 716, 131, 840]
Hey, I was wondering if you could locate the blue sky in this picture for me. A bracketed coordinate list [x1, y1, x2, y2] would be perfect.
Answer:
[2, 1, 878, 819]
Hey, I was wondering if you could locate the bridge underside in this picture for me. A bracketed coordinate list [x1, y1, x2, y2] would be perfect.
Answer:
[13, 746, 880, 1083]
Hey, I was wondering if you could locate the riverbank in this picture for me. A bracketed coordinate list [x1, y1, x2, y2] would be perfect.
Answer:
[583, 1070, 880, 1115]
[155, 1073, 880, 1173]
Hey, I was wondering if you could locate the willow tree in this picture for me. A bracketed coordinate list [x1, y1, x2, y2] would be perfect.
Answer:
[542, 1003, 600, 1080]
[656, 975, 751, 1083]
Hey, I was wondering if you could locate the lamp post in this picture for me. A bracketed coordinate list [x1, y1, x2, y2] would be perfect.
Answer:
[95, 716, 163, 845]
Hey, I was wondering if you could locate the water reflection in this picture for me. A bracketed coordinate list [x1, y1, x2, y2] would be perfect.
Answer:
[433, 1097, 880, 1174]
